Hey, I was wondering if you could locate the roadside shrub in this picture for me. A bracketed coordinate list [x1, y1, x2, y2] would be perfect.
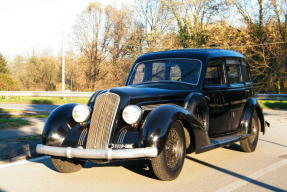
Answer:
[0, 73, 19, 91]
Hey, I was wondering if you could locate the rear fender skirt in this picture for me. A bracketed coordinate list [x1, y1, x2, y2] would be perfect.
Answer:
[240, 98, 265, 135]
[42, 103, 86, 148]
[142, 104, 210, 154]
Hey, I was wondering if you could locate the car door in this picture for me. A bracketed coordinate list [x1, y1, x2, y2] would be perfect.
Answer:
[225, 58, 248, 132]
[203, 58, 230, 137]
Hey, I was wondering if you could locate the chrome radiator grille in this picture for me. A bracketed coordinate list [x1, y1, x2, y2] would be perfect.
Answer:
[86, 92, 120, 149]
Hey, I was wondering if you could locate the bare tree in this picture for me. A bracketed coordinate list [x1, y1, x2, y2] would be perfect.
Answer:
[72, 2, 112, 90]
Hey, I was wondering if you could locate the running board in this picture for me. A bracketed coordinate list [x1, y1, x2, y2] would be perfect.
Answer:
[197, 134, 250, 153]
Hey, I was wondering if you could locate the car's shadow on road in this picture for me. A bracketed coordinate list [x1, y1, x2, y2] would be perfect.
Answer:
[31, 156, 158, 180]
[86, 159, 158, 179]
[29, 155, 287, 191]
[222, 143, 243, 152]
[186, 156, 287, 192]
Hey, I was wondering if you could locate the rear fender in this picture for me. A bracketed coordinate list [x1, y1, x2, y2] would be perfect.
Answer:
[240, 98, 265, 135]
[142, 104, 210, 154]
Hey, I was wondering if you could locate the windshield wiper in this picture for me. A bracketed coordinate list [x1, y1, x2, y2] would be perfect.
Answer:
[147, 69, 165, 81]
[176, 68, 196, 81]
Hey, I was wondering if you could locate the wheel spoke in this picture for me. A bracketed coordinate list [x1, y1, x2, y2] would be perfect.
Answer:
[165, 129, 182, 169]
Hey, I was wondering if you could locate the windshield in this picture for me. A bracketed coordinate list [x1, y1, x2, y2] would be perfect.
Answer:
[128, 59, 202, 85]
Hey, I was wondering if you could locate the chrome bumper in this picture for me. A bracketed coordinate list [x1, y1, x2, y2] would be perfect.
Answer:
[36, 144, 158, 160]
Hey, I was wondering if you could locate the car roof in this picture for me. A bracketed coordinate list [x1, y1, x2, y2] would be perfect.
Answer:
[134, 48, 245, 63]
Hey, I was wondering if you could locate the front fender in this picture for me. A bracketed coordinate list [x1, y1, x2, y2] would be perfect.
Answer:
[42, 103, 86, 148]
[240, 98, 265, 135]
[142, 104, 210, 154]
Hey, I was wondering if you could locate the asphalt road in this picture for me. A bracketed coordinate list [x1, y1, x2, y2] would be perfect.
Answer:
[0, 110, 286, 192]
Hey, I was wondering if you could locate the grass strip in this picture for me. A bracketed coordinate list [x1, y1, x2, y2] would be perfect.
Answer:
[0, 108, 49, 119]
[0, 96, 88, 105]
[259, 100, 287, 110]
[8, 135, 41, 142]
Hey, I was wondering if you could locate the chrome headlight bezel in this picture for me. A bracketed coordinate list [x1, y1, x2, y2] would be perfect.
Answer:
[72, 104, 91, 123]
[122, 105, 143, 125]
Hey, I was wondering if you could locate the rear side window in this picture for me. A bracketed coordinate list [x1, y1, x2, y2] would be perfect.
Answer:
[226, 59, 242, 84]
[241, 60, 251, 82]
[205, 59, 226, 86]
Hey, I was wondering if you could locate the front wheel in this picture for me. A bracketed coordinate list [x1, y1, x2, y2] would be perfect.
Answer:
[51, 157, 85, 173]
[240, 112, 260, 152]
[150, 120, 186, 181]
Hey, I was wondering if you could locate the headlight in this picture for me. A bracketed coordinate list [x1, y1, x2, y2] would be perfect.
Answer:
[122, 105, 142, 125]
[72, 104, 91, 123]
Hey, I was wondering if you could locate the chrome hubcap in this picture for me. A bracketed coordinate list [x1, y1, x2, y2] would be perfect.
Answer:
[165, 129, 182, 169]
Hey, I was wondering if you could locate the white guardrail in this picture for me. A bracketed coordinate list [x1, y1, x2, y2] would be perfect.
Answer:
[0, 91, 286, 100]
[0, 91, 94, 97]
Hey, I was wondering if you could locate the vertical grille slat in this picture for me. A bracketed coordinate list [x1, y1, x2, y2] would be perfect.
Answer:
[86, 92, 120, 149]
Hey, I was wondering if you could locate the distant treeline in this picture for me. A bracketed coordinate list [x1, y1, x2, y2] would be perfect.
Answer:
[1, 0, 286, 93]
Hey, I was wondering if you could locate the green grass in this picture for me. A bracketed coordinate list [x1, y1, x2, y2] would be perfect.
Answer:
[259, 100, 287, 110]
[0, 108, 48, 130]
[0, 118, 31, 129]
[0, 96, 88, 105]
[27, 114, 49, 118]
[9, 135, 41, 142]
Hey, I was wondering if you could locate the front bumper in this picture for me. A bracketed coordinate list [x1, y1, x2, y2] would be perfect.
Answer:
[36, 144, 158, 160]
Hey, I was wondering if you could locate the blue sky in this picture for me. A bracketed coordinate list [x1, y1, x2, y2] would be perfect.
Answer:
[0, 0, 134, 58]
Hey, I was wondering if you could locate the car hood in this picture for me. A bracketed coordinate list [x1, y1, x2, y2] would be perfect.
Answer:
[109, 84, 198, 107]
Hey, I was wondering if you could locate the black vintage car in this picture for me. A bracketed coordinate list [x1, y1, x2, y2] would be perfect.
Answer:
[37, 49, 267, 180]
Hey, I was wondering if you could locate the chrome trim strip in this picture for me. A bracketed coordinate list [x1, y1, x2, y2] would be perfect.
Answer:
[120, 129, 127, 143]
[78, 128, 88, 146]
[106, 93, 121, 147]
[36, 144, 158, 160]
[141, 103, 174, 110]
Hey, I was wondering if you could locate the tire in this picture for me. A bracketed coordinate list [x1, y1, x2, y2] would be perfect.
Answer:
[51, 157, 85, 173]
[240, 112, 260, 152]
[151, 120, 186, 181]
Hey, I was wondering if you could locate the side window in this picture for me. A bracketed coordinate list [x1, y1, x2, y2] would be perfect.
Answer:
[241, 60, 251, 82]
[226, 59, 242, 84]
[205, 59, 226, 86]
[170, 64, 181, 81]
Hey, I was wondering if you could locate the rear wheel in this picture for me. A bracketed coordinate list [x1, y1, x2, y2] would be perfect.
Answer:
[151, 120, 186, 181]
[51, 157, 85, 173]
[240, 112, 260, 152]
